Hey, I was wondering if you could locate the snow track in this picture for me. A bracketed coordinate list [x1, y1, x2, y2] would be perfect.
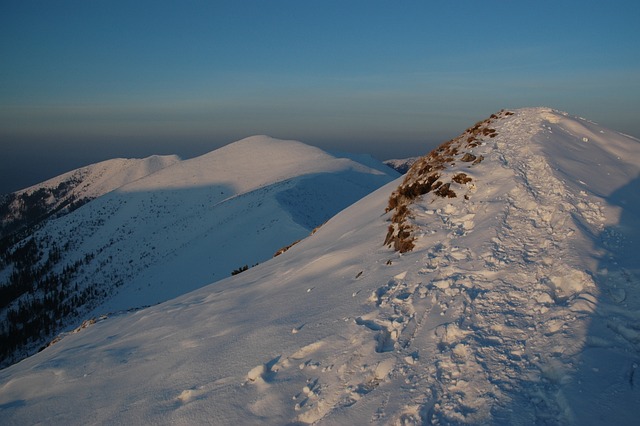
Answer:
[246, 109, 639, 425]
[1, 109, 639, 425]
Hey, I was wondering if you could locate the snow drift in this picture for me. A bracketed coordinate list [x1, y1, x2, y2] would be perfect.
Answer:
[0, 109, 639, 425]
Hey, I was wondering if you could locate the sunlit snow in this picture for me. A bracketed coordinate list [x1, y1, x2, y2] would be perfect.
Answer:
[1, 109, 638, 425]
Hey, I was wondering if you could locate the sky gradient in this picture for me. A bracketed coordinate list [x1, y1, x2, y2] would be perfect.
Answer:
[2, 0, 639, 194]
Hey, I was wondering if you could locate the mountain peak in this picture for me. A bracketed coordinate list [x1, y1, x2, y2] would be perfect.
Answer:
[212, 135, 312, 155]
[1, 110, 638, 425]
[0, 154, 181, 239]
[0, 136, 398, 368]
[384, 107, 638, 253]
[120, 135, 382, 193]
[384, 108, 513, 252]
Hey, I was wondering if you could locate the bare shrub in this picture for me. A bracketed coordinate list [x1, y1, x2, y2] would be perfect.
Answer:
[452, 173, 473, 184]
[231, 265, 248, 275]
[274, 239, 301, 257]
[461, 153, 477, 162]
[434, 183, 457, 198]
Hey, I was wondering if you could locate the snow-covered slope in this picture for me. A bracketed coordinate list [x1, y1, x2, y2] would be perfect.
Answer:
[384, 157, 419, 174]
[32, 154, 183, 199]
[1, 109, 639, 425]
[0, 155, 181, 238]
[0, 155, 180, 238]
[0, 136, 398, 368]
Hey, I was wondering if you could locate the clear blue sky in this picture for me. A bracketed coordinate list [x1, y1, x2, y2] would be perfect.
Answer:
[1, 0, 639, 193]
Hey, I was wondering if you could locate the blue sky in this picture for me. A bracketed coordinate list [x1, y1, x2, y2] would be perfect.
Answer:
[1, 0, 639, 193]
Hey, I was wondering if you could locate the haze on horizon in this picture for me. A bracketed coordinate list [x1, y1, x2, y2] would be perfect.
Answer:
[2, 0, 639, 195]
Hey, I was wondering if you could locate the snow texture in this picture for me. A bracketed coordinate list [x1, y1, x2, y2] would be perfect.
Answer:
[0, 135, 398, 367]
[0, 109, 639, 425]
[384, 157, 420, 174]
[0, 155, 181, 237]
[8, 154, 181, 207]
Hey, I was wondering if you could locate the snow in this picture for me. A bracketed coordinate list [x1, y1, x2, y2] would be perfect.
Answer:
[1, 108, 639, 425]
[384, 157, 419, 174]
[119, 135, 386, 193]
[83, 135, 397, 313]
[0, 135, 398, 367]
[15, 154, 181, 201]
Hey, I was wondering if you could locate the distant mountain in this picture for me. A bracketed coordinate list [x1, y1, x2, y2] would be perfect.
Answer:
[1, 109, 639, 425]
[0, 135, 398, 368]
[0, 155, 180, 239]
[384, 157, 419, 174]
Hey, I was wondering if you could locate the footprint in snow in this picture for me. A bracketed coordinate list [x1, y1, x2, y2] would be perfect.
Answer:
[246, 355, 281, 384]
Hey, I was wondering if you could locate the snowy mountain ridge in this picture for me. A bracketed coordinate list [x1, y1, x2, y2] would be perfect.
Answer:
[1, 108, 639, 425]
[384, 157, 419, 174]
[0, 136, 398, 368]
[0, 155, 181, 238]
[118, 135, 383, 193]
